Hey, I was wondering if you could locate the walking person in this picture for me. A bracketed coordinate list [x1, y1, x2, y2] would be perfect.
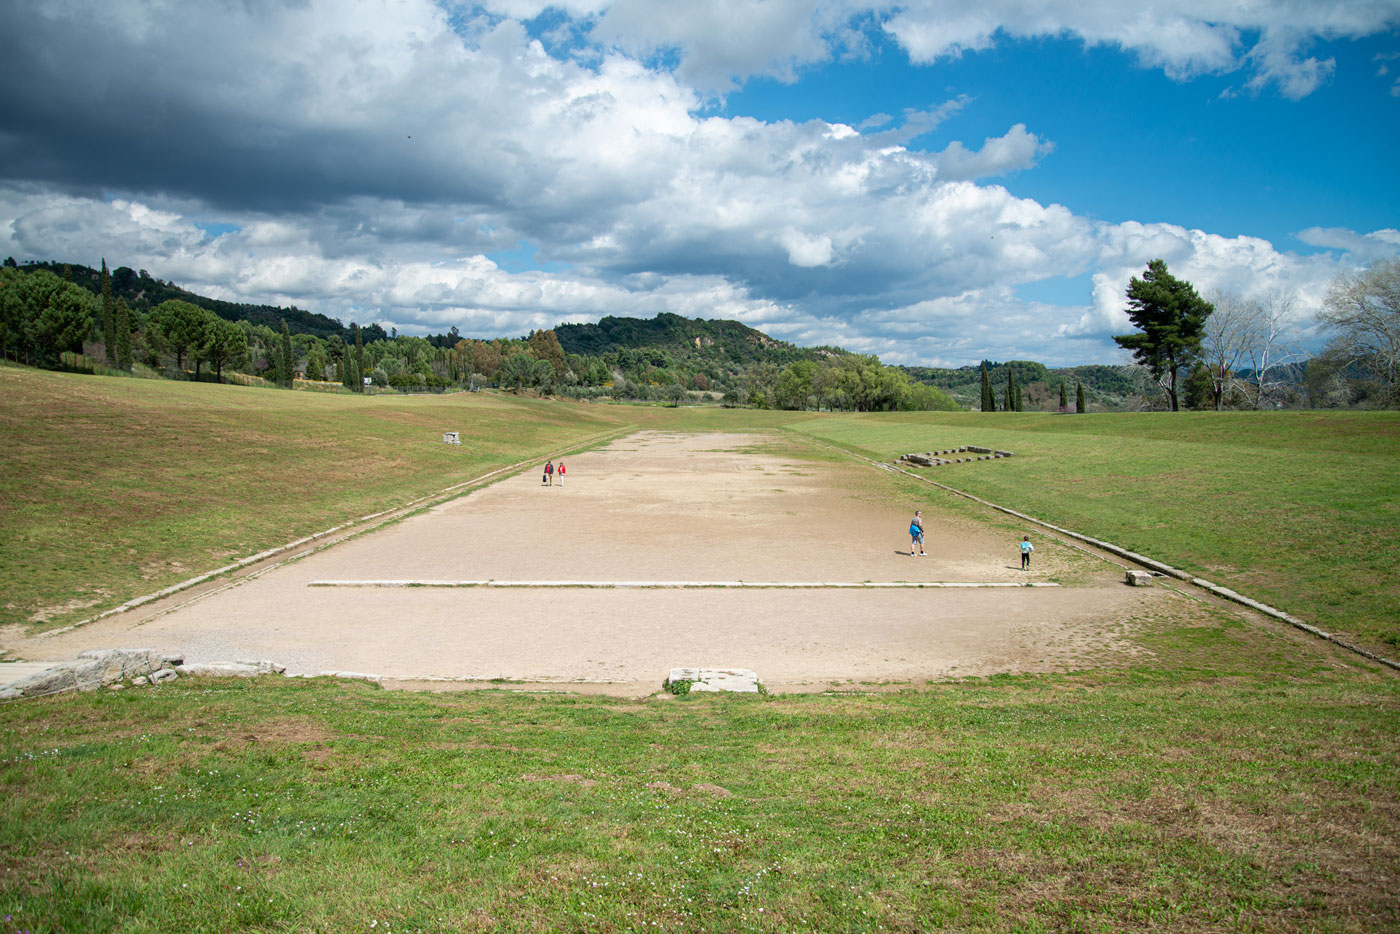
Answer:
[909, 510, 926, 557]
[557, 460, 565, 487]
[543, 460, 554, 486]
[1020, 535, 1034, 570]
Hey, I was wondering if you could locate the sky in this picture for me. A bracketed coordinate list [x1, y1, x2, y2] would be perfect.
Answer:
[2, 1, 1398, 367]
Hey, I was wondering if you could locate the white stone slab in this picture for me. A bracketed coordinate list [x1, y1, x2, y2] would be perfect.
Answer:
[666, 667, 760, 693]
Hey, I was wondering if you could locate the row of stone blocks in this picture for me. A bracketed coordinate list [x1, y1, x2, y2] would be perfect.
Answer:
[0, 649, 289, 700]
[900, 450, 1013, 467]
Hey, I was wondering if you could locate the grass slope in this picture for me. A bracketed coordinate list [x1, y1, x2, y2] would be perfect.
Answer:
[787, 411, 1400, 654]
[0, 366, 631, 631]
[2, 615, 1396, 933]
[3, 368, 1399, 931]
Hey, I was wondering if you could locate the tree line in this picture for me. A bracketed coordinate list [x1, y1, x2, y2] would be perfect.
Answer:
[0, 260, 958, 411]
[1113, 257, 1400, 411]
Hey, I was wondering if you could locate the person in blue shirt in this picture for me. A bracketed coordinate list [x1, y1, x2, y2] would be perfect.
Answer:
[909, 510, 926, 556]
[1020, 535, 1034, 570]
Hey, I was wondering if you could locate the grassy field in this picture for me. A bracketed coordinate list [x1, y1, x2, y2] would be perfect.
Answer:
[4, 367, 1400, 931]
[785, 411, 1400, 654]
[2, 610, 1396, 933]
[0, 366, 636, 631]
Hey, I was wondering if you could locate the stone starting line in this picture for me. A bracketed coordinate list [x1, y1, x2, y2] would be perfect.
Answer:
[308, 579, 1061, 589]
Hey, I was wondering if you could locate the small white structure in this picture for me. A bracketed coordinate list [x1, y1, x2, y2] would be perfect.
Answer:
[443, 431, 460, 445]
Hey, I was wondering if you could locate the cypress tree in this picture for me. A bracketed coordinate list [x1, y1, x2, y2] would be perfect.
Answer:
[1076, 382, 1086, 414]
[1004, 368, 1015, 412]
[353, 323, 365, 392]
[1059, 381, 1067, 411]
[1014, 381, 1023, 412]
[99, 259, 117, 363]
[280, 319, 294, 387]
[979, 362, 993, 411]
[114, 298, 133, 369]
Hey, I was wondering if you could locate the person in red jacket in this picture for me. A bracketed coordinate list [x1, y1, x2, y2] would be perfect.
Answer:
[543, 460, 554, 486]
[557, 460, 566, 487]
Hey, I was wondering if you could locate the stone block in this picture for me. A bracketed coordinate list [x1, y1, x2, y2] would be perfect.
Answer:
[150, 668, 178, 684]
[1126, 570, 1154, 587]
[666, 667, 760, 693]
[177, 662, 270, 678]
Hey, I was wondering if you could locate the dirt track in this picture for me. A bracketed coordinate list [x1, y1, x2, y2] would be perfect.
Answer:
[4, 432, 1184, 692]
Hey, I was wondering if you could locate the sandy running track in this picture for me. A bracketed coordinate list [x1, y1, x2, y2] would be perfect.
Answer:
[5, 431, 1184, 692]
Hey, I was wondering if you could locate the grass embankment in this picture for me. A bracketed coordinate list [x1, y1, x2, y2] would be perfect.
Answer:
[0, 366, 631, 631]
[788, 411, 1400, 654]
[2, 618, 1397, 933]
[3, 368, 1399, 930]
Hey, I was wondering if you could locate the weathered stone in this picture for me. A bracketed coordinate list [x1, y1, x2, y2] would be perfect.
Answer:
[77, 649, 165, 684]
[150, 668, 178, 684]
[107, 682, 124, 690]
[177, 662, 270, 678]
[233, 659, 286, 674]
[0, 687, 21, 701]
[666, 667, 760, 693]
[9, 663, 79, 697]
[131, 676, 149, 686]
[967, 445, 992, 454]
[1126, 570, 1154, 587]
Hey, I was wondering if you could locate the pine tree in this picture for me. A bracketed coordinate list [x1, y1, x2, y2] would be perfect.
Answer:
[1059, 381, 1067, 411]
[1076, 382, 1086, 414]
[1113, 258, 1213, 411]
[99, 259, 117, 363]
[979, 362, 993, 411]
[280, 319, 294, 387]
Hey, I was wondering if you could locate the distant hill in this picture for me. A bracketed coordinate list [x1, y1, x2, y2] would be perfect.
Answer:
[14, 260, 379, 341]
[554, 312, 838, 366]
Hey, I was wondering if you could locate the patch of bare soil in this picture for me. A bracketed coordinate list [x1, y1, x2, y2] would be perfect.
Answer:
[3, 431, 1202, 693]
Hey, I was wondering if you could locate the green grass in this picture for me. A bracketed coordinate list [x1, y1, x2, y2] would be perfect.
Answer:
[2, 608, 1397, 933]
[784, 411, 1400, 653]
[5, 368, 1400, 929]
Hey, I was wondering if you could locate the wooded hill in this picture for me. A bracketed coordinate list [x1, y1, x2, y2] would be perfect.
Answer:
[12, 260, 379, 342]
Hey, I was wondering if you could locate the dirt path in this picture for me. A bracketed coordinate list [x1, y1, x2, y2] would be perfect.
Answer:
[4, 431, 1184, 692]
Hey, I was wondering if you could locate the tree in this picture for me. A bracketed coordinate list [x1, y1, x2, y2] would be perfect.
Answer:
[500, 351, 539, 392]
[1113, 259, 1213, 411]
[99, 259, 117, 363]
[201, 316, 247, 380]
[147, 299, 206, 371]
[1246, 290, 1301, 409]
[1059, 381, 1067, 412]
[280, 319, 294, 386]
[114, 297, 133, 369]
[775, 360, 816, 410]
[980, 362, 994, 411]
[1004, 367, 1016, 412]
[1200, 291, 1256, 410]
[3, 269, 97, 366]
[1076, 381, 1086, 414]
[305, 343, 328, 381]
[1319, 258, 1400, 407]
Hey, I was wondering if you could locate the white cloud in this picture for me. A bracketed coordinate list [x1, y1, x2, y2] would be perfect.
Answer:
[1297, 226, 1400, 264]
[0, 0, 1389, 367]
